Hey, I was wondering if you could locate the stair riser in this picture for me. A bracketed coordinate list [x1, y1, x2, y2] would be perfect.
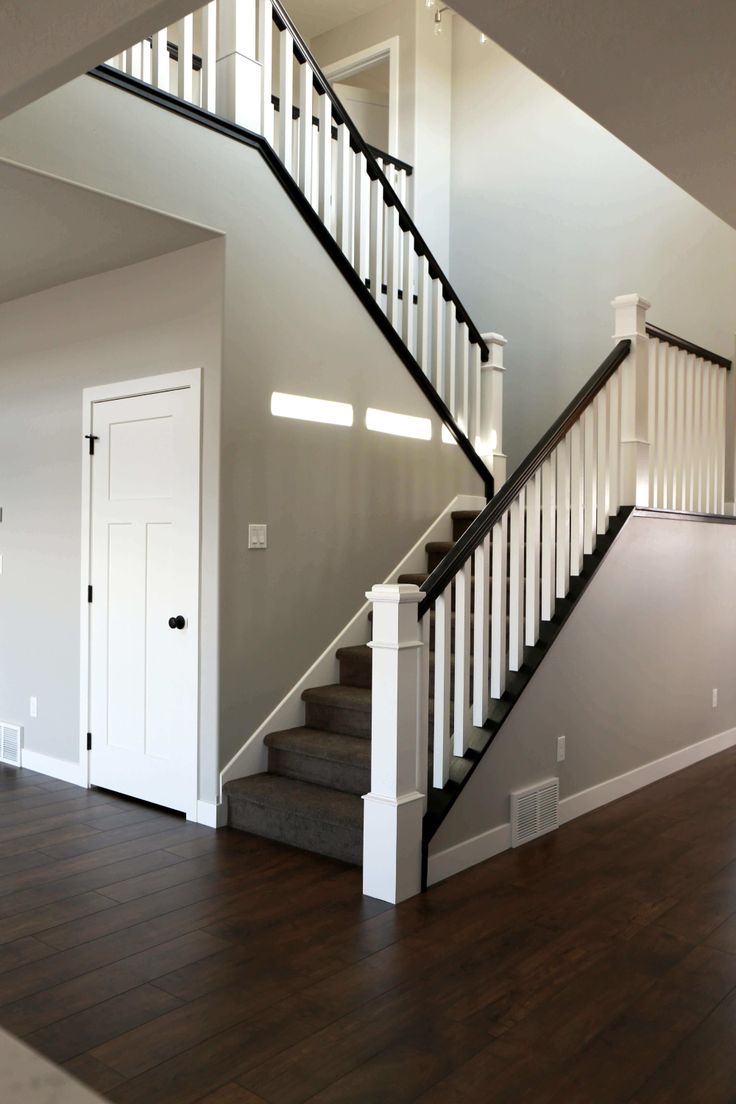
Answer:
[338, 654, 371, 689]
[268, 747, 369, 796]
[228, 797, 362, 865]
[304, 700, 371, 738]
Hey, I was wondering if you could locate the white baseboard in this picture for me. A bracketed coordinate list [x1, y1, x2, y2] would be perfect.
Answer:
[21, 748, 85, 787]
[195, 798, 228, 828]
[427, 725, 736, 886]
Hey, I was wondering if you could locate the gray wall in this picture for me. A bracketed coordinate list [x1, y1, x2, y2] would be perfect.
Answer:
[450, 25, 736, 470]
[0, 75, 483, 799]
[431, 513, 736, 856]
[0, 241, 224, 788]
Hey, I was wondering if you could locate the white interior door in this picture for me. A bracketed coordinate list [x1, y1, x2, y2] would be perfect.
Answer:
[87, 380, 200, 815]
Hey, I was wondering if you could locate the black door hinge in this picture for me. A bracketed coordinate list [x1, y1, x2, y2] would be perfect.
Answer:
[86, 733, 92, 751]
[87, 585, 93, 604]
[85, 434, 99, 456]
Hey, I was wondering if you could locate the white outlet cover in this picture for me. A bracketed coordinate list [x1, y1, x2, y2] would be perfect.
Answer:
[557, 734, 566, 762]
[713, 689, 718, 708]
[29, 697, 37, 718]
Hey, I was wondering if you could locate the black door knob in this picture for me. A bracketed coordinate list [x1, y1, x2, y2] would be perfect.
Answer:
[168, 615, 186, 630]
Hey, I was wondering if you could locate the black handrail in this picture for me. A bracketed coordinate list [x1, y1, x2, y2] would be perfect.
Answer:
[646, 324, 731, 371]
[269, 0, 488, 358]
[417, 339, 632, 617]
[270, 94, 413, 175]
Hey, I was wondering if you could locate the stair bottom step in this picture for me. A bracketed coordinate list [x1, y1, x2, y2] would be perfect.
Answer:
[225, 775, 363, 866]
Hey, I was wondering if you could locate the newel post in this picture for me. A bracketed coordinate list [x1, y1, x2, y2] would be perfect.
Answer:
[363, 585, 425, 904]
[480, 333, 508, 487]
[216, 0, 262, 131]
[612, 294, 651, 507]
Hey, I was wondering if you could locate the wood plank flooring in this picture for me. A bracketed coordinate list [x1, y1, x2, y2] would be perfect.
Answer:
[2, 751, 736, 1102]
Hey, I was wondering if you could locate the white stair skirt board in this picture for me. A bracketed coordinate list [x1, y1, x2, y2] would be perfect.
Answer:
[427, 725, 736, 886]
[220, 494, 486, 794]
[20, 749, 86, 787]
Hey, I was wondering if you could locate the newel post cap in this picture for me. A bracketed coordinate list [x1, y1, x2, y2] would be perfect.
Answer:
[366, 584, 423, 605]
[612, 293, 651, 339]
[481, 332, 507, 371]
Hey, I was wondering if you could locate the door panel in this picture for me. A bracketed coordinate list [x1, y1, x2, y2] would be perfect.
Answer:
[88, 384, 200, 815]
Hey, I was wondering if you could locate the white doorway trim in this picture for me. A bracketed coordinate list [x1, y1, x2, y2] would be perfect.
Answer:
[323, 36, 400, 157]
[78, 367, 202, 820]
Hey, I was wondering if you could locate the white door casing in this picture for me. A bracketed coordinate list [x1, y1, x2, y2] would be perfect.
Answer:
[80, 370, 201, 818]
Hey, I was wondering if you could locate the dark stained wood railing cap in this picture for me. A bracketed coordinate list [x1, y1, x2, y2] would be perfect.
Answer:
[646, 324, 731, 370]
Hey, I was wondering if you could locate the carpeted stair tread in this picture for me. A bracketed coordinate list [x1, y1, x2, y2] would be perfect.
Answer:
[302, 684, 371, 712]
[265, 726, 370, 768]
[397, 572, 430, 587]
[225, 774, 363, 865]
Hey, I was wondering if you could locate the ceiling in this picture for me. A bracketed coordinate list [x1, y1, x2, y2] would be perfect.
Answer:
[284, 0, 387, 40]
[0, 160, 216, 306]
[450, 0, 736, 231]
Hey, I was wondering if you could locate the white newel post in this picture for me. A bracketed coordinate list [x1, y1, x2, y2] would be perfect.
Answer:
[612, 294, 651, 507]
[481, 332, 508, 487]
[363, 585, 425, 904]
[217, 0, 262, 131]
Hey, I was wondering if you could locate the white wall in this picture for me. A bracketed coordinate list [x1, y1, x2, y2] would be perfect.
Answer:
[0, 74, 483, 797]
[0, 241, 224, 792]
[430, 513, 736, 874]
[450, 25, 736, 470]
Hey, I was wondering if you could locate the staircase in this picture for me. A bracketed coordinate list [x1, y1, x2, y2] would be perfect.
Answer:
[224, 509, 481, 863]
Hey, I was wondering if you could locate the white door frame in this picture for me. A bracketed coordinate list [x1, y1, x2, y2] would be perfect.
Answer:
[323, 37, 400, 157]
[79, 368, 202, 819]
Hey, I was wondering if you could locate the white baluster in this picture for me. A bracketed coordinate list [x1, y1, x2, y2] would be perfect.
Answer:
[457, 322, 470, 435]
[471, 344, 482, 456]
[693, 358, 705, 513]
[353, 153, 369, 282]
[490, 513, 508, 700]
[364, 585, 424, 905]
[200, 2, 217, 111]
[444, 301, 457, 419]
[655, 341, 668, 509]
[665, 343, 677, 510]
[453, 561, 471, 755]
[258, 0, 274, 142]
[583, 403, 597, 554]
[278, 28, 294, 174]
[151, 30, 170, 94]
[385, 203, 400, 327]
[416, 256, 431, 373]
[177, 14, 194, 102]
[525, 468, 541, 647]
[432, 585, 452, 788]
[318, 94, 333, 231]
[717, 366, 727, 512]
[472, 533, 491, 726]
[508, 490, 525, 672]
[401, 232, 415, 354]
[124, 42, 144, 79]
[595, 388, 608, 534]
[541, 454, 556, 621]
[556, 434, 571, 598]
[675, 349, 687, 510]
[336, 126, 354, 260]
[431, 281, 444, 399]
[569, 421, 584, 575]
[607, 372, 621, 517]
[368, 177, 383, 302]
[298, 61, 313, 203]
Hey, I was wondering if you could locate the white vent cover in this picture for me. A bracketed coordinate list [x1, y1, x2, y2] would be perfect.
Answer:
[510, 778, 559, 847]
[0, 723, 22, 767]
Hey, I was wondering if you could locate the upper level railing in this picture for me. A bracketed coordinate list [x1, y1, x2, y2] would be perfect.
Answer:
[104, 0, 495, 485]
[362, 292, 734, 902]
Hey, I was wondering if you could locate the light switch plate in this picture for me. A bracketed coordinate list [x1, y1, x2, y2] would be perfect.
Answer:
[248, 524, 268, 550]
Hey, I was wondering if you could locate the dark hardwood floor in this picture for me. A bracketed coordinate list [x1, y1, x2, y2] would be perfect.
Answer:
[1, 752, 736, 1102]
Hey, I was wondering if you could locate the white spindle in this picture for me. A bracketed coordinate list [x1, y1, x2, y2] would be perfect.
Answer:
[200, 2, 217, 112]
[655, 341, 668, 508]
[432, 586, 452, 788]
[541, 454, 556, 621]
[674, 349, 687, 510]
[457, 322, 470, 434]
[665, 344, 677, 510]
[444, 301, 458, 418]
[151, 30, 170, 94]
[431, 281, 444, 398]
[490, 514, 508, 700]
[258, 0, 274, 144]
[595, 388, 608, 534]
[472, 533, 491, 726]
[298, 62, 314, 203]
[693, 358, 706, 512]
[401, 232, 415, 354]
[555, 434, 571, 599]
[683, 353, 695, 510]
[569, 421, 584, 575]
[583, 403, 597, 555]
[471, 344, 482, 454]
[368, 178, 383, 302]
[385, 203, 400, 327]
[508, 491, 525, 671]
[125, 42, 144, 79]
[318, 94, 333, 231]
[418, 615, 430, 802]
[525, 468, 541, 647]
[607, 372, 621, 517]
[177, 14, 194, 102]
[717, 366, 727, 512]
[416, 257, 431, 373]
[278, 28, 294, 174]
[354, 154, 370, 281]
[452, 561, 471, 755]
[336, 126, 354, 260]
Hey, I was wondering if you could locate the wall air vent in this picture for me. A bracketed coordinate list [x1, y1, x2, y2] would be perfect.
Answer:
[510, 778, 559, 847]
[0, 722, 22, 767]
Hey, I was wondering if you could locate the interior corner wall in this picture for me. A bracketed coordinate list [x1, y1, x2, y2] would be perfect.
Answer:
[449, 23, 736, 471]
[430, 514, 736, 864]
[0, 240, 224, 797]
[310, 1, 453, 269]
